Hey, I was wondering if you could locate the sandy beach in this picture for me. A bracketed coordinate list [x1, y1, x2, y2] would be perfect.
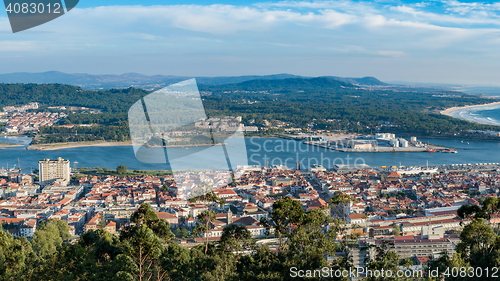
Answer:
[0, 143, 24, 148]
[25, 140, 221, 151]
[440, 101, 500, 117]
[27, 141, 133, 151]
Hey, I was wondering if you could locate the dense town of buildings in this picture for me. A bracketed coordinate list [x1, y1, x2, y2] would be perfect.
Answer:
[1, 158, 499, 269]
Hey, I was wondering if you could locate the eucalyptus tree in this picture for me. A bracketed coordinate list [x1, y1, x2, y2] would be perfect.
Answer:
[259, 196, 304, 253]
[194, 210, 217, 256]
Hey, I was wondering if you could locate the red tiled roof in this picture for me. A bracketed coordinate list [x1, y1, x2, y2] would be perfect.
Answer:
[157, 212, 176, 219]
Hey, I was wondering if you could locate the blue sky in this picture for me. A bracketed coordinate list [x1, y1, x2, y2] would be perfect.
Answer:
[2, 0, 500, 85]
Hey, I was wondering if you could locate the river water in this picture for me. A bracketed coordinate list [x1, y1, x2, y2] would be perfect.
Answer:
[0, 136, 498, 171]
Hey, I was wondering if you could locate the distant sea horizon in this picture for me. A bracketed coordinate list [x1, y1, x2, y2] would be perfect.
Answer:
[457, 86, 500, 96]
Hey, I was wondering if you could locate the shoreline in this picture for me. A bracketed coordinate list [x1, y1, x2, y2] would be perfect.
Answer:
[26, 141, 224, 151]
[27, 141, 133, 151]
[440, 101, 500, 118]
[0, 143, 24, 148]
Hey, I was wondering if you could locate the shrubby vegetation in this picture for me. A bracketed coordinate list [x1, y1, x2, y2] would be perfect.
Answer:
[36, 125, 130, 143]
[72, 166, 171, 178]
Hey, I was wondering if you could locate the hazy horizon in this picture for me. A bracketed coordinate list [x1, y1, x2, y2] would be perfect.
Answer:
[2, 70, 500, 88]
[3, 1, 500, 86]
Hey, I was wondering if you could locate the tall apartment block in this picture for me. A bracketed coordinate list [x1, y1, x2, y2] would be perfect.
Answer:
[38, 157, 71, 187]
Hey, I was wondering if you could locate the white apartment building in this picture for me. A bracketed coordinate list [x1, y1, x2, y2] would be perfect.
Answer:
[38, 157, 71, 187]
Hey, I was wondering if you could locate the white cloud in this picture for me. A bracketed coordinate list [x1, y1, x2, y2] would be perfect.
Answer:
[1, 1, 498, 51]
[0, 2, 495, 58]
[73, 4, 359, 34]
[392, 5, 500, 26]
[30, 2, 500, 38]
[0, 41, 38, 52]
[377, 51, 405, 58]
[2, 1, 500, 83]
[319, 9, 358, 28]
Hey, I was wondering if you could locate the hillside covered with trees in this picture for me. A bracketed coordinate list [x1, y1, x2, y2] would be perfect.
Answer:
[0, 78, 499, 144]
[200, 78, 500, 136]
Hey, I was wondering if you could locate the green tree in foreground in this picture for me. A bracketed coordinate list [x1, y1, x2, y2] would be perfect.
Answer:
[429, 199, 500, 281]
[0, 225, 35, 280]
[260, 196, 303, 253]
[122, 225, 164, 281]
[364, 240, 414, 281]
[5, 196, 500, 281]
[219, 224, 253, 253]
[194, 210, 217, 256]
[31, 219, 70, 257]
[122, 203, 174, 242]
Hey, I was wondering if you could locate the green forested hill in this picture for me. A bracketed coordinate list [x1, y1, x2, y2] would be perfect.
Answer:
[0, 79, 490, 115]
[0, 83, 149, 113]
[200, 77, 351, 92]
[0, 83, 150, 143]
[199, 77, 488, 111]
[0, 78, 498, 143]
[200, 78, 500, 135]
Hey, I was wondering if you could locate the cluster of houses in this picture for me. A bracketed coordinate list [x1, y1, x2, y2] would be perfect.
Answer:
[3, 102, 39, 112]
[467, 129, 500, 137]
[1, 164, 500, 268]
[312, 169, 499, 222]
[311, 168, 500, 268]
[1, 111, 67, 134]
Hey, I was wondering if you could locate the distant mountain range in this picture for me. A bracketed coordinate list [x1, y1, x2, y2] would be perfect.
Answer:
[0, 71, 387, 90]
[199, 77, 355, 92]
